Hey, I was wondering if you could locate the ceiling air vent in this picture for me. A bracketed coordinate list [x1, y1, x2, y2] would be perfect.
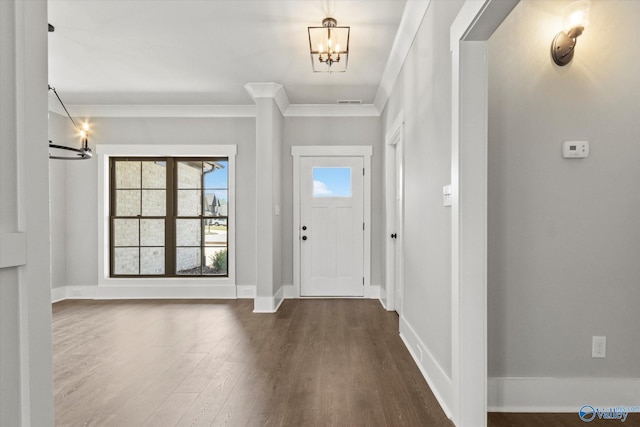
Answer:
[336, 100, 362, 105]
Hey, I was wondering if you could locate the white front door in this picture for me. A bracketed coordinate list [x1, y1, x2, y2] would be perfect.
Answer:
[300, 156, 364, 297]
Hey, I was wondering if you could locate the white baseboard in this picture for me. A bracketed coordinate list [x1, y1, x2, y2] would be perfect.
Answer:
[253, 285, 284, 313]
[51, 284, 238, 301]
[282, 284, 298, 299]
[399, 315, 453, 419]
[51, 286, 66, 303]
[281, 284, 382, 300]
[365, 284, 381, 299]
[488, 377, 640, 412]
[236, 285, 256, 299]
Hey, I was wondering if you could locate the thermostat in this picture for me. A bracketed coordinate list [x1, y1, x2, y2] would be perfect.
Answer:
[562, 141, 589, 159]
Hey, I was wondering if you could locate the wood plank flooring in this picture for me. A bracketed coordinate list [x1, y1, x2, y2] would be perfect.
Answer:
[52, 299, 453, 427]
[53, 299, 640, 427]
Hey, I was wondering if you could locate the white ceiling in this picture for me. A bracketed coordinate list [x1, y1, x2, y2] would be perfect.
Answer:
[48, 0, 408, 106]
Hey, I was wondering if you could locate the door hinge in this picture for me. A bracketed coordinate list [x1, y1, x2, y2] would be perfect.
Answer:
[363, 222, 365, 230]
[363, 168, 365, 176]
[363, 277, 365, 285]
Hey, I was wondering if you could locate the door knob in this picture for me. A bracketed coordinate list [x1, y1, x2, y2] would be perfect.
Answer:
[302, 226, 307, 231]
[302, 236, 308, 241]
[391, 233, 397, 239]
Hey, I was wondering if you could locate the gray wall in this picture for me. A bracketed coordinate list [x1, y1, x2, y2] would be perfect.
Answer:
[57, 116, 256, 287]
[488, 0, 640, 378]
[282, 117, 384, 288]
[381, 0, 465, 378]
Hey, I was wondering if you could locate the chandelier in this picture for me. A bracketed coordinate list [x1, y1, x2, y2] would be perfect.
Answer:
[308, 17, 350, 73]
[48, 85, 92, 160]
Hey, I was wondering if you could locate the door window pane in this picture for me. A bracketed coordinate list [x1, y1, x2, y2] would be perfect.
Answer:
[313, 167, 352, 198]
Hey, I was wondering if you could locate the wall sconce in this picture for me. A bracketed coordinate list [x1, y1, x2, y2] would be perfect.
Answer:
[551, 0, 591, 66]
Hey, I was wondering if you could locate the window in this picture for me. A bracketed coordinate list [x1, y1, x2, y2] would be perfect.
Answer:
[110, 157, 229, 277]
[313, 167, 352, 198]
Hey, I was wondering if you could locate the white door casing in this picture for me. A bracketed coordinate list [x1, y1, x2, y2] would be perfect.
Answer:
[291, 146, 372, 298]
[384, 113, 404, 313]
[300, 156, 364, 297]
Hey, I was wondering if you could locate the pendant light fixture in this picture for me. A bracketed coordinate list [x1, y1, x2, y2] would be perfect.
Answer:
[308, 17, 350, 73]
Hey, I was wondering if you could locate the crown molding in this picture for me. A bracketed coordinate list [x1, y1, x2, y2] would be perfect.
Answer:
[244, 82, 290, 115]
[285, 104, 380, 117]
[47, 102, 382, 118]
[373, 0, 432, 113]
[55, 104, 257, 118]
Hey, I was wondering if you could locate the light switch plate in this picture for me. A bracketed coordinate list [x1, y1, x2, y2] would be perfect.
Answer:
[443, 185, 452, 207]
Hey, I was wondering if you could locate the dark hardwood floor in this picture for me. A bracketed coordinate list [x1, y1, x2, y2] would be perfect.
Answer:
[53, 299, 640, 427]
[52, 299, 453, 426]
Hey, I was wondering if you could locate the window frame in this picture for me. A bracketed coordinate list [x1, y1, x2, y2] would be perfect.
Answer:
[97, 145, 236, 286]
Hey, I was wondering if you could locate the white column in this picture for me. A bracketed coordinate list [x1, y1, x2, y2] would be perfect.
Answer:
[0, 0, 55, 425]
[245, 83, 288, 312]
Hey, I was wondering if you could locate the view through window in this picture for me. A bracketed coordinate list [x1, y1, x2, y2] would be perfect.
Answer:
[110, 157, 228, 277]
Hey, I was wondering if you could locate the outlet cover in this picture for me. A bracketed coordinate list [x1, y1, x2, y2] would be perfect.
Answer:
[592, 336, 606, 358]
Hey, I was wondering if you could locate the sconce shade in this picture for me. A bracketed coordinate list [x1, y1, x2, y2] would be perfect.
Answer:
[563, 0, 590, 33]
[551, 0, 591, 66]
[308, 17, 350, 72]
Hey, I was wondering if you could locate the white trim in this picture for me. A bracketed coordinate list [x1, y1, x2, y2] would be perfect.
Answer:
[49, 103, 383, 119]
[96, 144, 238, 157]
[374, 0, 432, 113]
[285, 104, 380, 117]
[291, 146, 373, 299]
[253, 286, 284, 313]
[51, 287, 66, 303]
[58, 104, 256, 118]
[244, 82, 289, 114]
[236, 285, 256, 299]
[364, 284, 381, 300]
[282, 284, 299, 299]
[291, 146, 373, 157]
[399, 315, 454, 420]
[49, 285, 237, 300]
[96, 144, 237, 286]
[488, 377, 640, 412]
[450, 1, 519, 425]
[384, 112, 404, 312]
[0, 232, 27, 268]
